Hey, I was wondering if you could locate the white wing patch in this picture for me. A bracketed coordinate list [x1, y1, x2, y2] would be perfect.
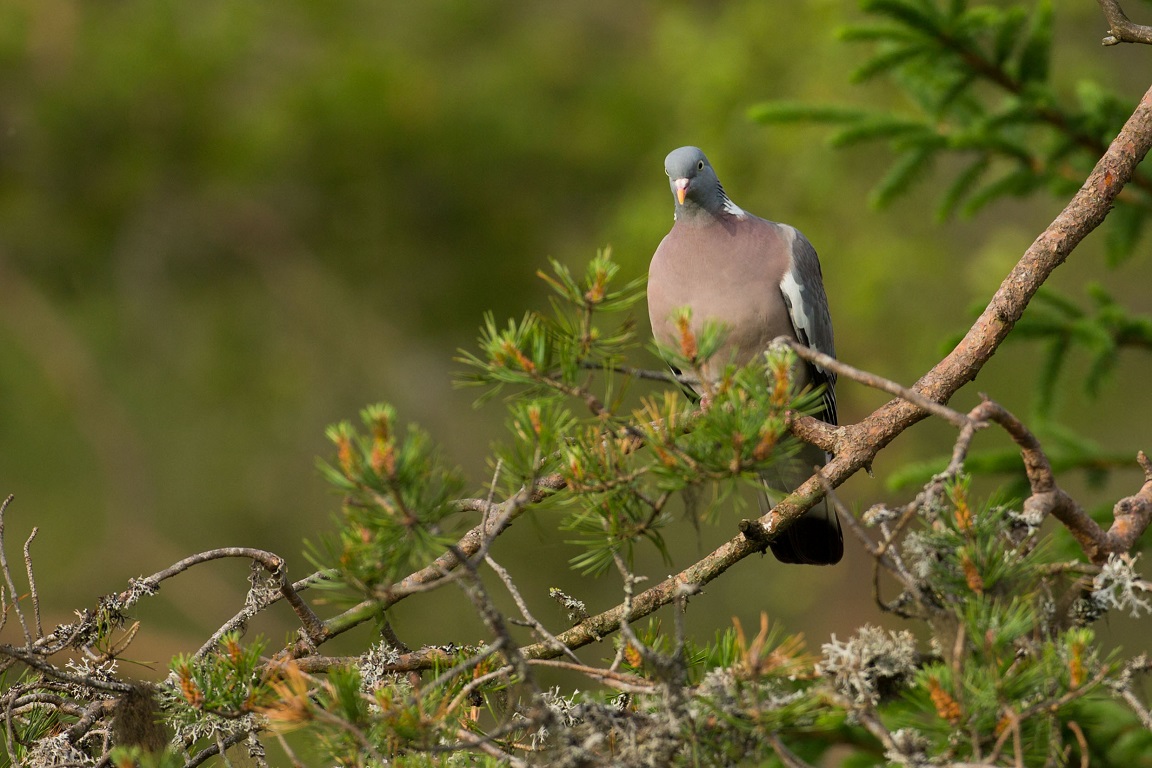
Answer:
[778, 225, 838, 426]
[779, 232, 816, 348]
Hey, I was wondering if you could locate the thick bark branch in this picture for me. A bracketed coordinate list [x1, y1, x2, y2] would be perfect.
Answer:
[953, 399, 1152, 564]
[1099, 0, 1152, 46]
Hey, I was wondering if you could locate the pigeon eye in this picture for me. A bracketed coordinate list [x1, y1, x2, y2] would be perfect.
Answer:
[697, 160, 704, 171]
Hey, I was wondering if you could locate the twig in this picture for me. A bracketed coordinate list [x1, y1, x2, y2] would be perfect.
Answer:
[195, 570, 333, 661]
[771, 336, 971, 429]
[0, 496, 31, 646]
[0, 643, 131, 693]
[445, 663, 514, 715]
[609, 551, 644, 673]
[131, 547, 327, 651]
[485, 555, 581, 663]
[578, 360, 700, 387]
[448, 545, 537, 693]
[529, 659, 656, 694]
[22, 528, 41, 640]
[1108, 654, 1152, 729]
[1099, 0, 1152, 46]
[312, 704, 388, 764]
[420, 640, 505, 698]
[1067, 720, 1090, 768]
[273, 731, 306, 768]
[3, 686, 21, 768]
[767, 733, 818, 768]
[816, 474, 877, 559]
[455, 727, 528, 768]
[63, 698, 116, 744]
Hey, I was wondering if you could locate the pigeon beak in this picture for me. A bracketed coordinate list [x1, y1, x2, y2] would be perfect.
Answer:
[673, 178, 689, 205]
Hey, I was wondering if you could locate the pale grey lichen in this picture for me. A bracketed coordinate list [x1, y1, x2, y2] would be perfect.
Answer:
[1006, 503, 1044, 532]
[121, 576, 160, 608]
[862, 504, 898, 526]
[359, 639, 406, 694]
[516, 685, 583, 749]
[157, 681, 261, 744]
[885, 727, 937, 766]
[60, 658, 120, 702]
[902, 532, 941, 581]
[817, 625, 918, 707]
[25, 734, 94, 767]
[549, 587, 589, 623]
[1091, 553, 1152, 618]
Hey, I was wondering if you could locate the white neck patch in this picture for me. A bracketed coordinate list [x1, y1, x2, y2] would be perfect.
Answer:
[721, 196, 746, 218]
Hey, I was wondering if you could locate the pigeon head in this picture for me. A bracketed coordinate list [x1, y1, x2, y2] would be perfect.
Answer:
[664, 146, 739, 218]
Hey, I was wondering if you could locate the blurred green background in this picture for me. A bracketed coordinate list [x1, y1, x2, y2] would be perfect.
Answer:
[1, 1, 1149, 670]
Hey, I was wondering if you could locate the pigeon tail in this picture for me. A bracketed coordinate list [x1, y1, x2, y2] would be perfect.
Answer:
[758, 442, 844, 566]
[768, 496, 843, 565]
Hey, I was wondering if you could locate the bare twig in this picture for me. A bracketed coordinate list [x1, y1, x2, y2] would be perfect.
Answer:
[445, 663, 515, 715]
[528, 659, 656, 694]
[767, 733, 818, 768]
[1067, 720, 1090, 768]
[420, 640, 505, 698]
[0, 643, 132, 694]
[772, 336, 971, 429]
[273, 731, 307, 768]
[195, 570, 333, 661]
[1109, 654, 1152, 729]
[129, 547, 327, 652]
[22, 528, 41, 640]
[63, 698, 116, 744]
[579, 360, 700, 387]
[485, 555, 580, 663]
[0, 496, 31, 646]
[448, 545, 537, 693]
[1099, 0, 1152, 46]
[183, 732, 263, 764]
[609, 552, 644, 673]
[455, 727, 528, 768]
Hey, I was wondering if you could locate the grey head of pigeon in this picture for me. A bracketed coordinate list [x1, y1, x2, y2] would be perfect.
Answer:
[664, 146, 745, 221]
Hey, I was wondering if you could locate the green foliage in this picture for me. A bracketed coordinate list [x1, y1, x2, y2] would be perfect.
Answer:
[1018, 285, 1152, 411]
[106, 746, 187, 768]
[166, 634, 272, 728]
[750, 0, 1152, 252]
[457, 249, 645, 404]
[315, 404, 466, 595]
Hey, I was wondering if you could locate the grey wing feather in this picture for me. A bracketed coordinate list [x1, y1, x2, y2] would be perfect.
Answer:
[778, 227, 837, 426]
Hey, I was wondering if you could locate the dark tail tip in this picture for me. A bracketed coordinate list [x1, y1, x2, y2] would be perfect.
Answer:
[769, 509, 844, 566]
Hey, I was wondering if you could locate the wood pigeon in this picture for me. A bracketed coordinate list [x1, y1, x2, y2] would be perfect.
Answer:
[647, 146, 843, 565]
